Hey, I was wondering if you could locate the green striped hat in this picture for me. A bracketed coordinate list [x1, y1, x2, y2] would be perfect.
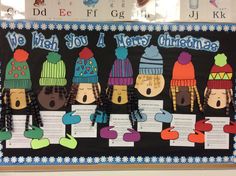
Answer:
[39, 52, 67, 86]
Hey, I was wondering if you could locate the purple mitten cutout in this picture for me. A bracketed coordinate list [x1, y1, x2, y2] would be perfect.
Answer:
[123, 129, 141, 142]
[100, 126, 118, 139]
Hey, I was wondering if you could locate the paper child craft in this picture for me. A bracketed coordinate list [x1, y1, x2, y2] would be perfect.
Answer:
[135, 45, 165, 97]
[203, 53, 235, 115]
[170, 52, 203, 112]
[100, 47, 145, 142]
[34, 0, 45, 7]
[0, 49, 48, 149]
[38, 52, 67, 110]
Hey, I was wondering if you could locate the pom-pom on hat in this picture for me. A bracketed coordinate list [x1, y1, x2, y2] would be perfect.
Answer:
[4, 49, 32, 89]
[171, 51, 197, 87]
[73, 47, 98, 84]
[207, 53, 233, 89]
[108, 47, 134, 86]
[139, 45, 163, 75]
[39, 52, 67, 86]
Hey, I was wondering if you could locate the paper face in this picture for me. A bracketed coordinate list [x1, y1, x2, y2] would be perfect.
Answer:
[137, 100, 163, 132]
[205, 117, 230, 149]
[71, 105, 97, 138]
[109, 114, 134, 147]
[170, 114, 196, 147]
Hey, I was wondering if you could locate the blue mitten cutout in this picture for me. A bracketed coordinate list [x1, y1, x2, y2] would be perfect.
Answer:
[131, 110, 147, 122]
[62, 111, 81, 125]
[155, 109, 173, 123]
[90, 110, 108, 124]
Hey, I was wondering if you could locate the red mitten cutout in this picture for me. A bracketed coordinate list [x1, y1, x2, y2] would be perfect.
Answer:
[188, 130, 205, 143]
[195, 119, 213, 132]
[223, 121, 236, 134]
[161, 127, 179, 140]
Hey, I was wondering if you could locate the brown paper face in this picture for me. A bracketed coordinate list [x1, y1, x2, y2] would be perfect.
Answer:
[76, 83, 101, 104]
[176, 87, 196, 106]
[38, 87, 67, 110]
[135, 74, 165, 97]
[111, 85, 128, 105]
[7, 89, 27, 110]
[205, 88, 232, 109]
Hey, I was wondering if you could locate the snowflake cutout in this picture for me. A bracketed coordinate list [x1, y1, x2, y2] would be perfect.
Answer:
[151, 156, 157, 163]
[223, 156, 229, 162]
[234, 136, 236, 142]
[195, 157, 201, 163]
[1, 22, 8, 29]
[216, 157, 222, 163]
[0, 144, 3, 150]
[155, 25, 162, 31]
[122, 156, 128, 163]
[11, 157, 17, 163]
[71, 157, 78, 164]
[17, 23, 24, 30]
[233, 150, 236, 156]
[209, 157, 215, 163]
[133, 25, 139, 32]
[148, 25, 154, 32]
[72, 24, 78, 31]
[25, 22, 31, 30]
[100, 156, 106, 163]
[9, 22, 16, 29]
[94, 157, 100, 163]
[187, 25, 193, 32]
[79, 157, 86, 163]
[180, 157, 187, 163]
[57, 157, 63, 163]
[234, 143, 236, 149]
[166, 156, 172, 163]
[115, 156, 121, 163]
[159, 156, 165, 163]
[26, 157, 32, 163]
[125, 25, 132, 31]
[87, 24, 94, 31]
[173, 157, 179, 163]
[187, 157, 194, 163]
[108, 156, 114, 163]
[3, 157, 10, 163]
[216, 25, 222, 32]
[202, 157, 208, 163]
[64, 24, 71, 30]
[80, 24, 87, 31]
[209, 25, 215, 31]
[64, 157, 70, 163]
[144, 157, 150, 163]
[18, 156, 25, 163]
[171, 25, 178, 32]
[223, 25, 229, 32]
[110, 25, 116, 31]
[179, 25, 185, 31]
[118, 25, 124, 31]
[231, 25, 236, 32]
[102, 25, 109, 31]
[137, 156, 143, 163]
[87, 157, 93, 163]
[194, 25, 200, 31]
[33, 23, 39, 30]
[163, 25, 169, 31]
[140, 25, 147, 32]
[49, 157, 55, 163]
[48, 24, 55, 30]
[56, 24, 63, 30]
[42, 156, 48, 163]
[130, 156, 136, 163]
[201, 25, 208, 31]
[0, 152, 3, 158]
[95, 24, 102, 31]
[34, 156, 40, 163]
[41, 23, 47, 30]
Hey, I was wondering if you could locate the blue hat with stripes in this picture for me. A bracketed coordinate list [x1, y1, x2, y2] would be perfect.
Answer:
[139, 45, 163, 75]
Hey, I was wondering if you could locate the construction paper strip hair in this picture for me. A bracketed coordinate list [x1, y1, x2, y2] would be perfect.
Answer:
[203, 53, 235, 115]
[170, 51, 203, 112]
[106, 47, 144, 128]
[1, 49, 43, 134]
[38, 52, 67, 110]
[66, 47, 106, 124]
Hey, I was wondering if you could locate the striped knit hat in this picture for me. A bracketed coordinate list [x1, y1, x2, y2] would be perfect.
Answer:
[4, 49, 32, 89]
[108, 47, 133, 85]
[139, 45, 163, 75]
[73, 47, 98, 84]
[39, 52, 67, 86]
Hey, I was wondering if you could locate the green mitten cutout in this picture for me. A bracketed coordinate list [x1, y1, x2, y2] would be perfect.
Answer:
[59, 134, 77, 149]
[24, 125, 44, 139]
[0, 128, 12, 141]
[31, 138, 50, 150]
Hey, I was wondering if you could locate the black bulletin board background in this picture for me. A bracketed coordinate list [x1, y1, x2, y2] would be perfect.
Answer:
[0, 27, 235, 159]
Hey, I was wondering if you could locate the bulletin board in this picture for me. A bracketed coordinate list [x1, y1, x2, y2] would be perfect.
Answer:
[0, 20, 236, 171]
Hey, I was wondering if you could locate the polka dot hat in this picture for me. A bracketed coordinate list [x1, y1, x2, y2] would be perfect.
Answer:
[4, 49, 32, 89]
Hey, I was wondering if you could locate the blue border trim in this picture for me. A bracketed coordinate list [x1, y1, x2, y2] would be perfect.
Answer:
[0, 20, 235, 166]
